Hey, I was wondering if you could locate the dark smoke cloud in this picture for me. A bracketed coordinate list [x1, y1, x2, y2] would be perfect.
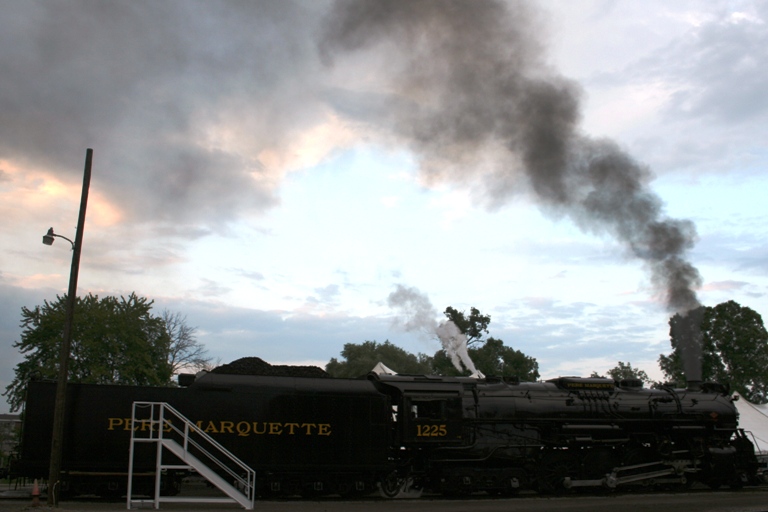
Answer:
[320, 0, 702, 314]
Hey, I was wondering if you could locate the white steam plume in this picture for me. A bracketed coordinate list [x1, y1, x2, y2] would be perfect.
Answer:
[387, 284, 483, 377]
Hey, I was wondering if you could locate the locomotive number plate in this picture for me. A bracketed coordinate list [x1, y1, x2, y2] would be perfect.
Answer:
[416, 423, 448, 437]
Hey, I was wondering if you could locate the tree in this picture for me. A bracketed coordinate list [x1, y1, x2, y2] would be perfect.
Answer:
[326, 340, 432, 378]
[162, 310, 212, 374]
[591, 361, 651, 384]
[3, 293, 175, 412]
[474, 337, 539, 381]
[443, 306, 490, 346]
[658, 301, 768, 402]
[433, 306, 538, 380]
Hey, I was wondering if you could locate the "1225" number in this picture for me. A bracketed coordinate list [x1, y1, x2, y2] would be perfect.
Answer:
[416, 424, 447, 437]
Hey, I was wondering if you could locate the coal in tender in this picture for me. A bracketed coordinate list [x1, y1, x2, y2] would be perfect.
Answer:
[211, 357, 330, 378]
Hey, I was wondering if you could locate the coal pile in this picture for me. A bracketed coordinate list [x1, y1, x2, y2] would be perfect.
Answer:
[211, 357, 330, 378]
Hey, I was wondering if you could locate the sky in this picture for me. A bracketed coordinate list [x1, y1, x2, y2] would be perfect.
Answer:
[1, 0, 767, 414]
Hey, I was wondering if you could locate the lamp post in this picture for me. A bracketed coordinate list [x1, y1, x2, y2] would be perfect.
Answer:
[44, 148, 92, 507]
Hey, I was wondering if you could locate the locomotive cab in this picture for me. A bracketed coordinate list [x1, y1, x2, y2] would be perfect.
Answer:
[369, 374, 467, 447]
[401, 394, 464, 444]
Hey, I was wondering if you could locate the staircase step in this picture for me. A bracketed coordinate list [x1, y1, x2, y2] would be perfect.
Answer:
[157, 497, 237, 503]
[161, 438, 252, 509]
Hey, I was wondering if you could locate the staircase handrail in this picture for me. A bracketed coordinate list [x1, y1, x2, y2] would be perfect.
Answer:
[128, 401, 255, 508]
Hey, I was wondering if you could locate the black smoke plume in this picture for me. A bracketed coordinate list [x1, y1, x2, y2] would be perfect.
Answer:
[321, 1, 703, 376]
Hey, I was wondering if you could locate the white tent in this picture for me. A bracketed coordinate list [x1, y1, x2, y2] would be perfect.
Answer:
[735, 393, 768, 454]
[371, 362, 397, 375]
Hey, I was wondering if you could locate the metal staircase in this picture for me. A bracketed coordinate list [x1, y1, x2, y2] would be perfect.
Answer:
[127, 401, 256, 509]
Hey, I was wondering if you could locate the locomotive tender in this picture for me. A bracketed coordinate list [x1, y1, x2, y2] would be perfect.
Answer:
[14, 370, 760, 498]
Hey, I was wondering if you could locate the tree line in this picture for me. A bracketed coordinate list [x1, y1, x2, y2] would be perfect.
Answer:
[5, 293, 768, 413]
[328, 301, 768, 403]
[326, 306, 540, 380]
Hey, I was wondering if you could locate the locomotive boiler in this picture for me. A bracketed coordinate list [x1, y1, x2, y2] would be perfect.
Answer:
[12, 368, 760, 499]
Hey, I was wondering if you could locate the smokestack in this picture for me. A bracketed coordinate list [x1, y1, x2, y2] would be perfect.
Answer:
[670, 306, 705, 385]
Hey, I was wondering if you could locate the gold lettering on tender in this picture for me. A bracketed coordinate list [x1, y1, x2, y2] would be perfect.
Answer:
[236, 421, 251, 437]
[103, 418, 168, 434]
[117, 418, 334, 436]
[283, 423, 300, 435]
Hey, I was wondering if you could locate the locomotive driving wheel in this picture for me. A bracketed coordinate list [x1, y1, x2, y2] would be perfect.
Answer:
[380, 471, 408, 498]
[536, 450, 579, 495]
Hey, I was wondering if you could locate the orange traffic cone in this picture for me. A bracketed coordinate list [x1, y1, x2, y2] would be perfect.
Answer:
[31, 479, 40, 507]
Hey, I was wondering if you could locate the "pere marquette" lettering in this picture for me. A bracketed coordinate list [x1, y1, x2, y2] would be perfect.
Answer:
[107, 418, 332, 436]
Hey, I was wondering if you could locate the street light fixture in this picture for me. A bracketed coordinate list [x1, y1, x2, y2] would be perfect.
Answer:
[42, 149, 92, 507]
[42, 228, 74, 248]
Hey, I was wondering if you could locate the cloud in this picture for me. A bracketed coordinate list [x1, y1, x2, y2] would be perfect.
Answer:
[586, 3, 768, 176]
[694, 229, 768, 274]
[703, 280, 750, 292]
[313, 284, 341, 302]
[234, 269, 266, 282]
[660, 7, 768, 124]
[0, 1, 332, 231]
[195, 278, 232, 298]
[152, 296, 428, 364]
[496, 296, 665, 354]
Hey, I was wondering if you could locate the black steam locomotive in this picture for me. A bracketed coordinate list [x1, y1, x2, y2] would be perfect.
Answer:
[13, 369, 760, 499]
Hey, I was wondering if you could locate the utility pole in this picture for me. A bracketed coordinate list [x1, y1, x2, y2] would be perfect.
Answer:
[46, 148, 92, 507]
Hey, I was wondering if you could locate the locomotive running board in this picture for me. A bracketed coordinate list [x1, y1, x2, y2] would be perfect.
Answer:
[126, 401, 256, 510]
